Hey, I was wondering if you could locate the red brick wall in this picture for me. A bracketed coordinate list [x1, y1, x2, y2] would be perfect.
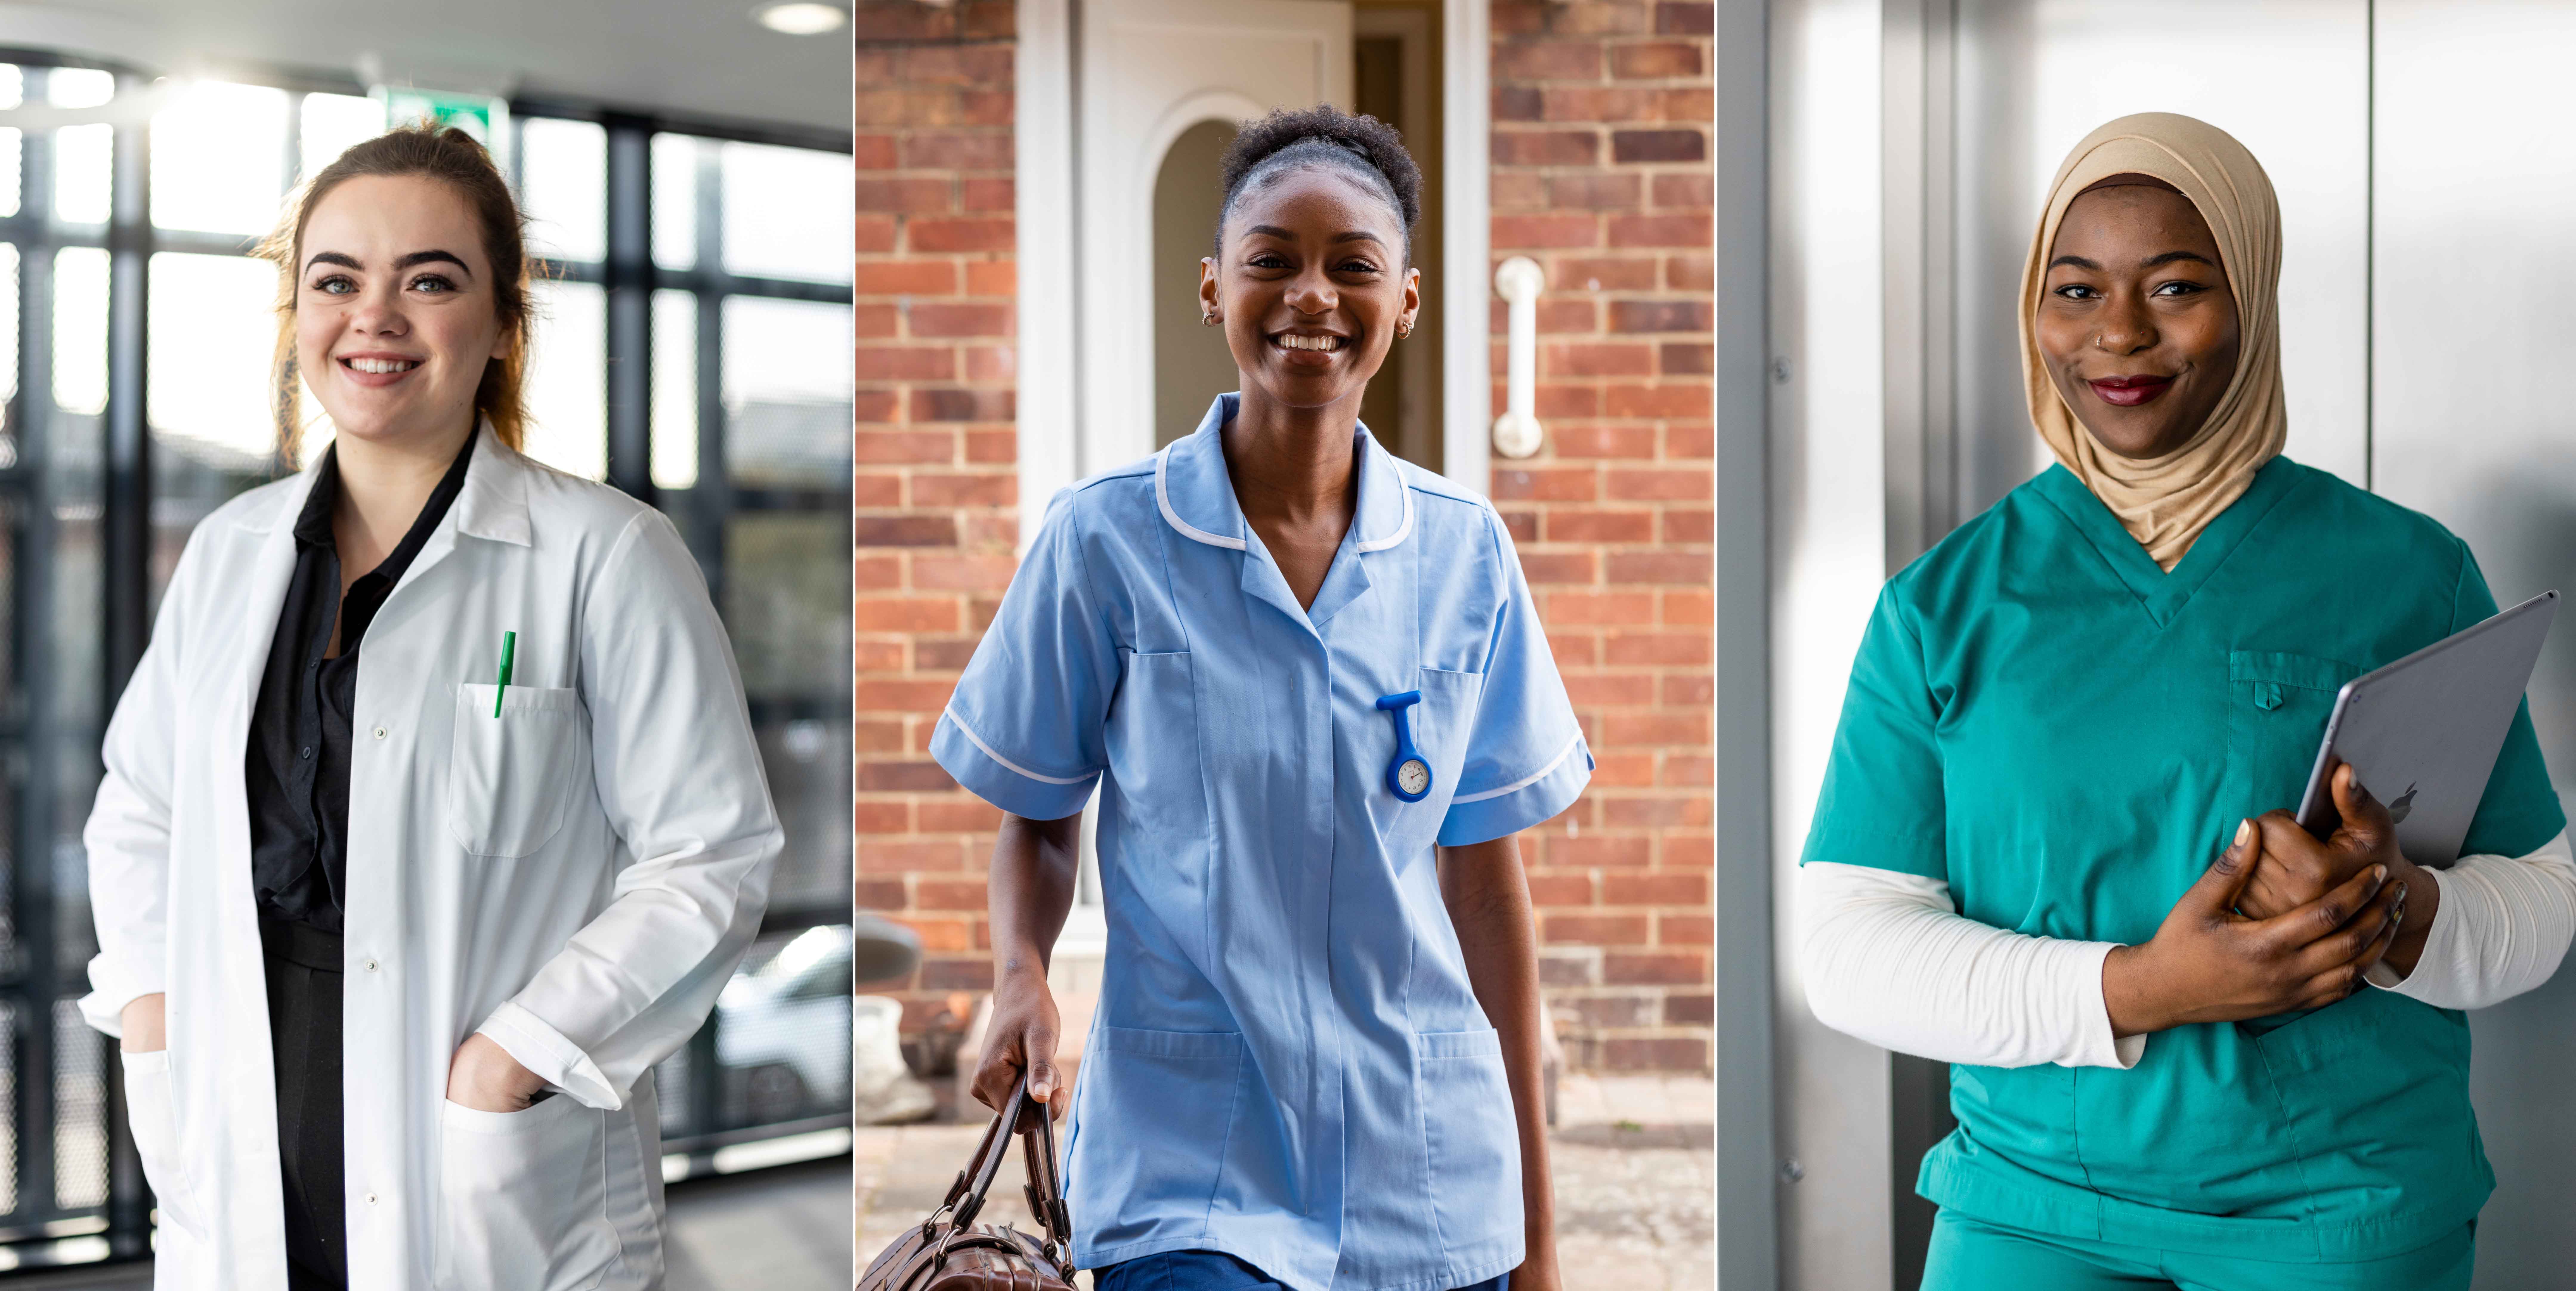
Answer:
[851, 0, 1716, 1072]
[1490, 0, 1714, 1072]
[851, 0, 1020, 1026]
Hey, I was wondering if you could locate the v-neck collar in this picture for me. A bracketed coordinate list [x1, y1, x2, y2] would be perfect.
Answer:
[2031, 455, 2306, 627]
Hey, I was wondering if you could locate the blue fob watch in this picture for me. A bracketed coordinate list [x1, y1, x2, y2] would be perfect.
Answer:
[1375, 691, 1434, 802]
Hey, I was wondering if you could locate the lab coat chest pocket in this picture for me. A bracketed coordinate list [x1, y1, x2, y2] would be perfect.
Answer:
[449, 684, 588, 858]
[435, 1094, 621, 1290]
[1416, 1028, 1523, 1258]
[2225, 651, 2358, 812]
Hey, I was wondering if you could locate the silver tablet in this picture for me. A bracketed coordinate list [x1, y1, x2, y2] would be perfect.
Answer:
[2293, 590, 2559, 866]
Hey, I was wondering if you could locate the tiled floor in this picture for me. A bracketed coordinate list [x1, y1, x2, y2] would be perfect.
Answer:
[854, 1074, 1716, 1291]
[20, 1155, 855, 1290]
[666, 1155, 853, 1289]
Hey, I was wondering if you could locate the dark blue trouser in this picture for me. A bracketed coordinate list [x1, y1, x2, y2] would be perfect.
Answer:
[1098, 1249, 1511, 1291]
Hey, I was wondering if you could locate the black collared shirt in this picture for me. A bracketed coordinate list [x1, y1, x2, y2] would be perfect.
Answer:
[245, 428, 477, 933]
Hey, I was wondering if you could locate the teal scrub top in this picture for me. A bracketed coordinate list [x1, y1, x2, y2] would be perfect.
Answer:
[931, 396, 1592, 1291]
[1803, 456, 2563, 1262]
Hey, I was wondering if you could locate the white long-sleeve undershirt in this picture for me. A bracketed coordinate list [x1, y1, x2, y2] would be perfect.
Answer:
[1797, 831, 2576, 1069]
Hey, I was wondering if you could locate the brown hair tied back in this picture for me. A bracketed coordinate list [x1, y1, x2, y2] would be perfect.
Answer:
[253, 123, 535, 462]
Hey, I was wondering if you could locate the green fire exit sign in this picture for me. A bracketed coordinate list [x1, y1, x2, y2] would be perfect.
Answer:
[372, 87, 511, 164]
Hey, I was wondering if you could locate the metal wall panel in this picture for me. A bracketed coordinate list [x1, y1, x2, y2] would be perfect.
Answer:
[1952, 0, 2371, 511]
[1766, 0, 1897, 1285]
[2369, 4, 2576, 1285]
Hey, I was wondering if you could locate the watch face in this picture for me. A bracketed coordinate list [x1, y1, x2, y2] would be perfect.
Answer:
[1397, 758, 1431, 796]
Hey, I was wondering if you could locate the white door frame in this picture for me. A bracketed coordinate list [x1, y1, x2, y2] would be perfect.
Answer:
[1435, 0, 1491, 495]
[1013, 0, 1493, 551]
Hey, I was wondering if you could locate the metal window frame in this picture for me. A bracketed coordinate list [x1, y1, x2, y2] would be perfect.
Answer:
[0, 51, 856, 1270]
[0, 50, 160, 1267]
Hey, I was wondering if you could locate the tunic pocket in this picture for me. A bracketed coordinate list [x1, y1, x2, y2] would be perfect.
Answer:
[120, 1049, 207, 1241]
[1410, 667, 1485, 810]
[1072, 1027, 1244, 1250]
[1102, 652, 1210, 866]
[1416, 1028, 1523, 1263]
[449, 685, 587, 858]
[434, 1094, 622, 1291]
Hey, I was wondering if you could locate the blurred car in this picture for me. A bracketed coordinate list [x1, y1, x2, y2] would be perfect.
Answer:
[713, 915, 925, 1127]
[715, 924, 856, 1125]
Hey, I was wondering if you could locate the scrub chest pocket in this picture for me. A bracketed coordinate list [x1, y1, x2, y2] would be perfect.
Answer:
[450, 684, 588, 858]
[2226, 651, 2359, 812]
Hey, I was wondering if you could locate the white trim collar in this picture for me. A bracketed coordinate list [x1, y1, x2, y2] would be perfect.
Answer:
[1156, 393, 1414, 554]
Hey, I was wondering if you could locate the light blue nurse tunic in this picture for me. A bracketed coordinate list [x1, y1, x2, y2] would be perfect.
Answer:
[932, 394, 1592, 1291]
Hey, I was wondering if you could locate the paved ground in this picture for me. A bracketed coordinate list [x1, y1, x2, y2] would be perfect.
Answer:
[855, 1074, 1715, 1291]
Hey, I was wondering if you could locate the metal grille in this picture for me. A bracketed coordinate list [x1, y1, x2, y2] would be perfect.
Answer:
[51, 1001, 103, 1211]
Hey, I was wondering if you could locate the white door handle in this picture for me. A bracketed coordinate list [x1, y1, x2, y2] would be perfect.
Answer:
[1492, 256, 1545, 459]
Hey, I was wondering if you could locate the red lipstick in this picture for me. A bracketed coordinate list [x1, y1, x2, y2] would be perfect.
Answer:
[2088, 374, 2173, 407]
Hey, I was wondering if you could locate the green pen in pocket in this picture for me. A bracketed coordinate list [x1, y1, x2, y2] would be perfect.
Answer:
[493, 630, 516, 717]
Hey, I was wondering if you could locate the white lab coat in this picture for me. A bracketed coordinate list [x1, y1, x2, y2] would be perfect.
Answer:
[79, 429, 784, 1290]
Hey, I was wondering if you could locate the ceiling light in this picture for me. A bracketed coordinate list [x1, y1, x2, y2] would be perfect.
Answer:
[755, 2, 847, 34]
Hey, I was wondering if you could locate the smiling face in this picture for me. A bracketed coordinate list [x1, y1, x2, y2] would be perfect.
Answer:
[2035, 181, 2241, 459]
[1202, 166, 1420, 417]
[293, 174, 511, 449]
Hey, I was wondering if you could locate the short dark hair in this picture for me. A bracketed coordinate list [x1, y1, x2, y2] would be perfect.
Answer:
[1216, 105, 1423, 261]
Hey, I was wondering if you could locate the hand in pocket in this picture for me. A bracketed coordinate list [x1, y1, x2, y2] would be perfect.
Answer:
[447, 1033, 549, 1113]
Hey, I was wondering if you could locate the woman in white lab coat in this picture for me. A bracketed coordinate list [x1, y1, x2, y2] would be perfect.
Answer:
[79, 125, 782, 1290]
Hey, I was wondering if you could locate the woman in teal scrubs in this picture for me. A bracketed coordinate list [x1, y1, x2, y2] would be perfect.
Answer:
[1800, 113, 2571, 1289]
[930, 107, 1587, 1291]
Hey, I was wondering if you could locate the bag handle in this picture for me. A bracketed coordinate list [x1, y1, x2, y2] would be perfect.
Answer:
[1019, 1090, 1073, 1261]
[930, 1076, 1029, 1233]
[910, 1077, 1077, 1281]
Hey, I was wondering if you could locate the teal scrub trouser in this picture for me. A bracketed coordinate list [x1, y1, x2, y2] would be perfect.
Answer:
[1921, 1212, 2474, 1291]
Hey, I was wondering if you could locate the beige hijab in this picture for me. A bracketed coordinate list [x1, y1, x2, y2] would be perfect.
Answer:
[2020, 112, 2287, 569]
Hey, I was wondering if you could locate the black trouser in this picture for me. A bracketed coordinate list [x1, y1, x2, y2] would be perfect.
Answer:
[261, 918, 347, 1291]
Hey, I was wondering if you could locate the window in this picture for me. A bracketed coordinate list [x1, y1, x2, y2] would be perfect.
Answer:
[0, 55, 853, 1261]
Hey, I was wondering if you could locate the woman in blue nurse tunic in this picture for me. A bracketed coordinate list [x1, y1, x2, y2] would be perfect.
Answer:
[931, 107, 1588, 1291]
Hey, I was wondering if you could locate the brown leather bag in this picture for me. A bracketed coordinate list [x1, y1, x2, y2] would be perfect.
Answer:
[857, 1082, 1075, 1291]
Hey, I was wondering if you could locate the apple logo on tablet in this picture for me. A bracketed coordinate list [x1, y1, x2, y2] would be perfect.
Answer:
[2389, 783, 2418, 824]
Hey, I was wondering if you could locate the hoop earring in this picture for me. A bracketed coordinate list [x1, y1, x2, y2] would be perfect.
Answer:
[1396, 321, 1412, 339]
[1202, 312, 1219, 326]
